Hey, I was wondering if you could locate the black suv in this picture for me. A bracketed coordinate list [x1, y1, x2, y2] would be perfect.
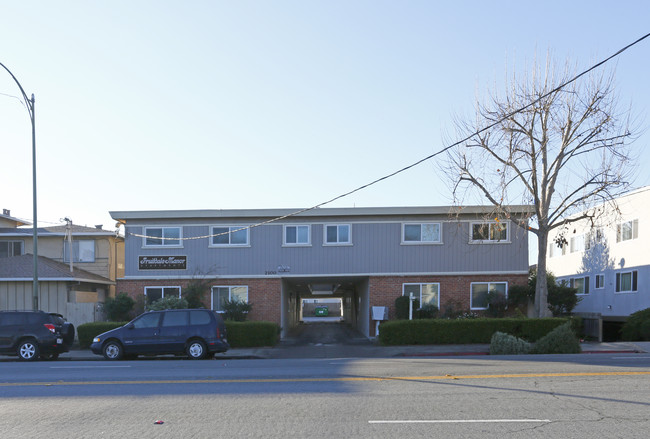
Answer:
[0, 311, 75, 361]
[90, 309, 229, 360]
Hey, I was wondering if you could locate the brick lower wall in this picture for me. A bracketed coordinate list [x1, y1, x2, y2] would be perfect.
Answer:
[117, 273, 528, 333]
[116, 278, 282, 325]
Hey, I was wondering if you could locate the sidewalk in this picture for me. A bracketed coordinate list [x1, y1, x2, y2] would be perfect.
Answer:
[51, 340, 650, 361]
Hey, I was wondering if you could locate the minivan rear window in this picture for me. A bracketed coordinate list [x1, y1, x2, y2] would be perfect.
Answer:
[190, 310, 211, 325]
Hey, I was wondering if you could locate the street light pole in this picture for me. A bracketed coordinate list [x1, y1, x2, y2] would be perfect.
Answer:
[0, 62, 39, 310]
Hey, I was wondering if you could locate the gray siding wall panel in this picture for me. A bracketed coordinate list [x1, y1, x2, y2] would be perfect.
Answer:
[124, 218, 529, 277]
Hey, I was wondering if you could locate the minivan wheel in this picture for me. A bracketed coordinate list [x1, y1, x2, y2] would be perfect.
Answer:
[187, 340, 207, 360]
[18, 340, 39, 361]
[103, 341, 124, 361]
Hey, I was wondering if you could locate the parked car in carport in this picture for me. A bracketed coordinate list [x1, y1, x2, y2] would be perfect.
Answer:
[90, 309, 229, 360]
[0, 310, 75, 361]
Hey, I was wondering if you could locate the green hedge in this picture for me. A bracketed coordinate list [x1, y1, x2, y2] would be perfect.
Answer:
[378, 318, 574, 346]
[77, 322, 128, 348]
[225, 321, 280, 347]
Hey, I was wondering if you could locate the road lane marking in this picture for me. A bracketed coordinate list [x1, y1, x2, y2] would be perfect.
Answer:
[49, 366, 132, 369]
[369, 419, 551, 424]
[612, 356, 650, 359]
[1, 370, 650, 387]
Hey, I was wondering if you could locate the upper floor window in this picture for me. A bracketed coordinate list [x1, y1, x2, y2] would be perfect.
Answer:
[470, 221, 508, 242]
[324, 224, 351, 245]
[144, 286, 181, 306]
[570, 235, 585, 253]
[616, 219, 638, 243]
[0, 240, 24, 258]
[144, 227, 181, 247]
[212, 226, 249, 246]
[402, 223, 441, 244]
[570, 276, 590, 295]
[616, 270, 638, 293]
[549, 241, 567, 257]
[64, 240, 95, 263]
[403, 283, 440, 307]
[211, 286, 248, 312]
[470, 282, 507, 310]
[284, 225, 310, 246]
[595, 274, 605, 289]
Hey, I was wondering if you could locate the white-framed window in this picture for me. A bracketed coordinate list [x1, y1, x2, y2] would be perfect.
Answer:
[63, 240, 95, 263]
[616, 219, 638, 243]
[144, 286, 181, 306]
[470, 221, 508, 242]
[585, 228, 604, 249]
[570, 235, 585, 253]
[211, 226, 249, 246]
[284, 225, 311, 246]
[144, 227, 182, 247]
[470, 282, 507, 310]
[595, 274, 605, 289]
[402, 223, 441, 244]
[549, 241, 567, 257]
[570, 276, 590, 295]
[324, 224, 351, 245]
[0, 240, 24, 258]
[616, 270, 638, 293]
[402, 283, 440, 308]
[211, 286, 249, 312]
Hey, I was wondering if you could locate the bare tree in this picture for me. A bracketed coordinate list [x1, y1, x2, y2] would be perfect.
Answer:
[446, 58, 636, 317]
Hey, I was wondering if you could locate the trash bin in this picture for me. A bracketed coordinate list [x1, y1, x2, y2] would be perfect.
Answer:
[315, 306, 329, 317]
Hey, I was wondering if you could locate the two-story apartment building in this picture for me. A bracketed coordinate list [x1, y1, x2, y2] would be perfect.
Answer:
[0, 209, 124, 328]
[546, 186, 650, 340]
[112, 205, 531, 339]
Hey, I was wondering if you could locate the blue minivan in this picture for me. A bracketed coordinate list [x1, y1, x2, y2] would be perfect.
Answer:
[90, 309, 229, 360]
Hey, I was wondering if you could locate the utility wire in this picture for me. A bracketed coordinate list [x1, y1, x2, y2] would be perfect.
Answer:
[102, 32, 650, 241]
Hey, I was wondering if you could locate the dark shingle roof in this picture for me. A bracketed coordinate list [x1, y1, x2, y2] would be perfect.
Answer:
[0, 225, 116, 237]
[0, 255, 113, 284]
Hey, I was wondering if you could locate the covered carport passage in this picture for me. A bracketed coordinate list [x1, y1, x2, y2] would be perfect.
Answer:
[280, 276, 370, 340]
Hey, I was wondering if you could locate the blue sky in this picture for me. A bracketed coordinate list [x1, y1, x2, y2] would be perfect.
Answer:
[1, 1, 649, 263]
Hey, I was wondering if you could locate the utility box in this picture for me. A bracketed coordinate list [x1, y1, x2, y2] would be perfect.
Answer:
[371, 306, 388, 321]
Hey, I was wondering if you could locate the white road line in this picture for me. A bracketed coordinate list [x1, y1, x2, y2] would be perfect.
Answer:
[49, 366, 132, 369]
[611, 356, 650, 359]
[369, 419, 551, 424]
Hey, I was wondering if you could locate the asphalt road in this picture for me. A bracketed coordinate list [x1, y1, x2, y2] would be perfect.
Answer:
[1, 354, 649, 438]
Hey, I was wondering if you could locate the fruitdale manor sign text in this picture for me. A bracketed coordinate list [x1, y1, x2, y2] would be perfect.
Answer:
[138, 256, 187, 270]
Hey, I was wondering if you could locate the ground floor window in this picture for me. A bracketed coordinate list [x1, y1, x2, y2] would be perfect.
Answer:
[211, 286, 249, 312]
[570, 276, 590, 295]
[595, 274, 605, 289]
[402, 283, 440, 307]
[470, 282, 507, 310]
[616, 270, 638, 293]
[144, 286, 181, 306]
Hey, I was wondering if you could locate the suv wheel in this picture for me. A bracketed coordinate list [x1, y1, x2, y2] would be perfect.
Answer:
[187, 340, 207, 360]
[18, 340, 40, 361]
[103, 341, 124, 360]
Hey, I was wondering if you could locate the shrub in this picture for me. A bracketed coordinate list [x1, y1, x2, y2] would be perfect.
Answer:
[489, 331, 531, 355]
[104, 293, 135, 322]
[621, 307, 650, 341]
[378, 317, 571, 345]
[222, 299, 253, 321]
[77, 321, 127, 348]
[531, 322, 581, 354]
[225, 321, 280, 347]
[395, 295, 420, 320]
[148, 296, 189, 311]
[417, 304, 439, 319]
[529, 269, 582, 316]
[486, 292, 508, 318]
[183, 278, 212, 308]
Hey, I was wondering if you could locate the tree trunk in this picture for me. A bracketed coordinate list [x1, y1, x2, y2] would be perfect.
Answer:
[535, 231, 552, 317]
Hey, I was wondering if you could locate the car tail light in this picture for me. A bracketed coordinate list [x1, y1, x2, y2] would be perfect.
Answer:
[216, 327, 221, 338]
[44, 324, 56, 333]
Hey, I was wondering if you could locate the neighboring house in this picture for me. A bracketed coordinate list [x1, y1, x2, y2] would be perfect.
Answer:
[111, 205, 531, 339]
[0, 209, 125, 328]
[546, 186, 650, 340]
